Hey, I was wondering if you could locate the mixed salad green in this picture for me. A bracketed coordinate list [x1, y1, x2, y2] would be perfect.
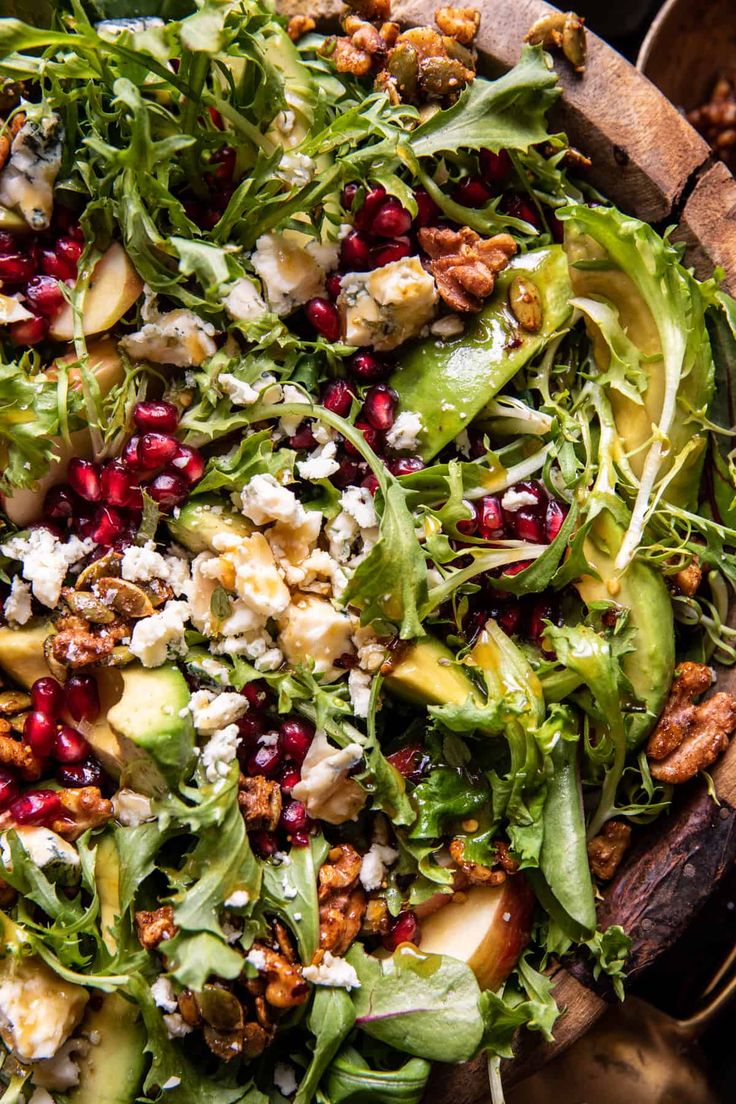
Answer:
[0, 1, 734, 1103]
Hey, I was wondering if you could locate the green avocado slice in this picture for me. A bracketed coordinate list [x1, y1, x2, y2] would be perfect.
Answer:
[384, 636, 479, 707]
[167, 496, 251, 554]
[388, 246, 573, 461]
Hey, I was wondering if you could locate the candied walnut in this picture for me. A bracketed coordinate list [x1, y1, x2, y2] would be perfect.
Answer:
[343, 16, 388, 55]
[346, 0, 391, 22]
[0, 113, 25, 172]
[238, 775, 282, 831]
[135, 905, 178, 950]
[272, 918, 297, 964]
[688, 75, 736, 174]
[525, 10, 587, 74]
[246, 942, 309, 1009]
[322, 35, 374, 77]
[286, 14, 315, 42]
[435, 7, 480, 45]
[670, 557, 703, 597]
[52, 786, 113, 840]
[449, 837, 506, 886]
[495, 839, 520, 874]
[419, 226, 517, 312]
[50, 616, 130, 670]
[380, 21, 400, 47]
[0, 733, 43, 781]
[646, 662, 736, 784]
[318, 844, 367, 956]
[587, 820, 631, 881]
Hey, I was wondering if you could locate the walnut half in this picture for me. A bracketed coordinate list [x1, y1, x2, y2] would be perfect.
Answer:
[418, 226, 517, 312]
[646, 662, 736, 784]
[587, 820, 631, 881]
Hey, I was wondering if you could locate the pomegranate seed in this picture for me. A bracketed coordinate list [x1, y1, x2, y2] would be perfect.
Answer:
[503, 560, 533, 577]
[453, 177, 492, 208]
[133, 401, 179, 435]
[0, 253, 35, 283]
[345, 420, 382, 456]
[31, 677, 64, 717]
[388, 456, 425, 476]
[170, 444, 205, 485]
[0, 770, 20, 811]
[362, 384, 397, 431]
[291, 830, 311, 847]
[512, 509, 545, 543]
[43, 485, 76, 521]
[321, 379, 354, 417]
[340, 229, 371, 271]
[371, 198, 412, 238]
[10, 789, 62, 825]
[280, 767, 301, 794]
[382, 910, 420, 951]
[25, 275, 64, 317]
[246, 743, 281, 777]
[121, 436, 145, 472]
[40, 249, 76, 282]
[10, 315, 47, 345]
[24, 711, 57, 756]
[354, 185, 387, 231]
[29, 520, 65, 539]
[237, 713, 266, 745]
[147, 471, 189, 512]
[242, 681, 268, 711]
[208, 146, 236, 185]
[545, 500, 568, 543]
[478, 495, 503, 538]
[53, 725, 90, 763]
[413, 188, 440, 227]
[498, 604, 522, 635]
[67, 222, 85, 243]
[0, 231, 17, 251]
[289, 425, 317, 450]
[479, 148, 512, 183]
[56, 237, 82, 265]
[279, 718, 314, 764]
[514, 480, 547, 507]
[57, 758, 104, 788]
[99, 461, 133, 508]
[362, 472, 380, 495]
[305, 297, 340, 342]
[65, 674, 100, 722]
[326, 272, 343, 300]
[208, 106, 224, 129]
[502, 192, 541, 229]
[332, 456, 363, 489]
[549, 211, 565, 244]
[387, 744, 427, 784]
[250, 830, 277, 858]
[349, 350, 390, 382]
[529, 600, 553, 647]
[280, 800, 310, 833]
[456, 503, 478, 536]
[68, 458, 101, 503]
[341, 183, 360, 211]
[370, 239, 411, 268]
[137, 433, 178, 470]
[90, 504, 127, 546]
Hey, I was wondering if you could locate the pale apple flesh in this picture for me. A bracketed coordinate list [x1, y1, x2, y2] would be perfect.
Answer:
[417, 878, 535, 992]
[49, 242, 143, 341]
[1, 339, 123, 526]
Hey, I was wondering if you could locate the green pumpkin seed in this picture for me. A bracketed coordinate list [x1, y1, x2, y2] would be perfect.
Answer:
[75, 549, 122, 591]
[387, 42, 418, 101]
[93, 577, 155, 619]
[0, 690, 32, 715]
[418, 56, 469, 98]
[64, 589, 116, 625]
[196, 987, 244, 1033]
[509, 275, 543, 332]
[562, 13, 587, 73]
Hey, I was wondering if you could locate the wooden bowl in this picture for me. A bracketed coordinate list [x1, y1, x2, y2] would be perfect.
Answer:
[638, 0, 736, 113]
[279, 0, 736, 1092]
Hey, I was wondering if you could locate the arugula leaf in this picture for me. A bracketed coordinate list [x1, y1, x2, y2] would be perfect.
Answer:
[0, 358, 83, 493]
[294, 988, 356, 1104]
[409, 45, 559, 159]
[325, 1045, 431, 1104]
[348, 943, 483, 1063]
[261, 836, 328, 962]
[480, 954, 559, 1059]
[409, 767, 490, 839]
[584, 924, 631, 1000]
[193, 430, 294, 496]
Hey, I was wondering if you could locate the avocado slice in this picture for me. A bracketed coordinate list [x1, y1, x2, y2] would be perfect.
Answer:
[389, 246, 573, 461]
[0, 619, 53, 688]
[167, 496, 251, 554]
[574, 506, 674, 746]
[384, 636, 479, 707]
[107, 664, 195, 792]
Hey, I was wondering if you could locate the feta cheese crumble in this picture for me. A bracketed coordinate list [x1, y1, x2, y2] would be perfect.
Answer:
[302, 952, 360, 990]
[218, 372, 260, 406]
[121, 541, 169, 583]
[340, 486, 378, 530]
[277, 593, 354, 678]
[274, 1062, 298, 1097]
[1, 530, 95, 608]
[200, 724, 240, 783]
[129, 600, 190, 668]
[240, 474, 305, 527]
[224, 890, 250, 909]
[188, 689, 248, 731]
[338, 256, 438, 351]
[385, 410, 424, 453]
[296, 441, 340, 481]
[359, 841, 399, 891]
[292, 729, 365, 824]
[3, 576, 31, 626]
[151, 977, 178, 1013]
[501, 488, 539, 512]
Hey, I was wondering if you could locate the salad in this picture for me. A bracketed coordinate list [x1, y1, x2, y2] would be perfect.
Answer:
[0, 1, 734, 1102]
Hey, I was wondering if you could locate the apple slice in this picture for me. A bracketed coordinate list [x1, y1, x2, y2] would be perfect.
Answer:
[49, 242, 143, 341]
[1, 339, 124, 525]
[418, 878, 535, 991]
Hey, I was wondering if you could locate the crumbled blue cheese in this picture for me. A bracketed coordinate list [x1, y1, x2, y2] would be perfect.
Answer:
[0, 530, 95, 608]
[245, 947, 267, 970]
[277, 152, 315, 187]
[211, 531, 291, 620]
[348, 668, 372, 720]
[385, 410, 424, 453]
[121, 541, 169, 584]
[112, 789, 153, 827]
[221, 277, 268, 323]
[359, 841, 399, 891]
[163, 1014, 192, 1039]
[302, 952, 360, 990]
[218, 372, 260, 406]
[325, 510, 358, 564]
[274, 1062, 298, 1097]
[250, 231, 338, 316]
[0, 956, 88, 1061]
[224, 889, 250, 909]
[0, 113, 63, 231]
[501, 488, 539, 512]
[95, 16, 164, 37]
[151, 977, 178, 1013]
[338, 257, 438, 351]
[291, 728, 365, 824]
[240, 474, 305, 527]
[200, 723, 240, 783]
[129, 600, 190, 668]
[189, 689, 248, 731]
[0, 827, 80, 886]
[120, 309, 217, 367]
[296, 441, 339, 481]
[3, 576, 31, 626]
[277, 593, 354, 678]
[339, 486, 377, 530]
[279, 382, 309, 437]
[430, 313, 465, 338]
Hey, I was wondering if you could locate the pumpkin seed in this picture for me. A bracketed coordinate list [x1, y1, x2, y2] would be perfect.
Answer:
[0, 690, 31, 715]
[419, 56, 469, 98]
[144, 578, 173, 608]
[443, 38, 475, 71]
[8, 712, 28, 735]
[63, 589, 116, 625]
[93, 577, 155, 619]
[196, 987, 244, 1033]
[525, 12, 566, 47]
[75, 550, 122, 591]
[100, 645, 134, 668]
[509, 275, 543, 332]
[387, 42, 418, 101]
[203, 1027, 243, 1061]
[562, 12, 586, 73]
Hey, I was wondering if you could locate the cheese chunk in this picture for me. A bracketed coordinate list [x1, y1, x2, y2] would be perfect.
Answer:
[0, 956, 88, 1061]
[338, 257, 438, 351]
[277, 593, 354, 678]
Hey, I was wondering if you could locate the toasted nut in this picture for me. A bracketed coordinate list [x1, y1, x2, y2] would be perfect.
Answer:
[351, 20, 388, 56]
[324, 36, 374, 77]
[671, 556, 702, 597]
[93, 577, 155, 618]
[0, 691, 31, 715]
[100, 645, 135, 668]
[286, 15, 315, 42]
[562, 12, 587, 74]
[75, 550, 122, 590]
[419, 55, 472, 98]
[525, 11, 566, 48]
[63, 589, 116, 625]
[509, 275, 543, 332]
[379, 21, 400, 47]
[588, 820, 631, 880]
[374, 69, 401, 106]
[43, 634, 68, 681]
[647, 662, 736, 783]
[435, 7, 481, 46]
[7, 713, 27, 736]
[387, 42, 419, 102]
[397, 26, 447, 61]
[135, 905, 178, 950]
[196, 987, 245, 1033]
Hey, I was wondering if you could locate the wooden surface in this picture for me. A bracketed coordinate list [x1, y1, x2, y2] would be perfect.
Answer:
[638, 0, 736, 112]
[279, 0, 736, 1091]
